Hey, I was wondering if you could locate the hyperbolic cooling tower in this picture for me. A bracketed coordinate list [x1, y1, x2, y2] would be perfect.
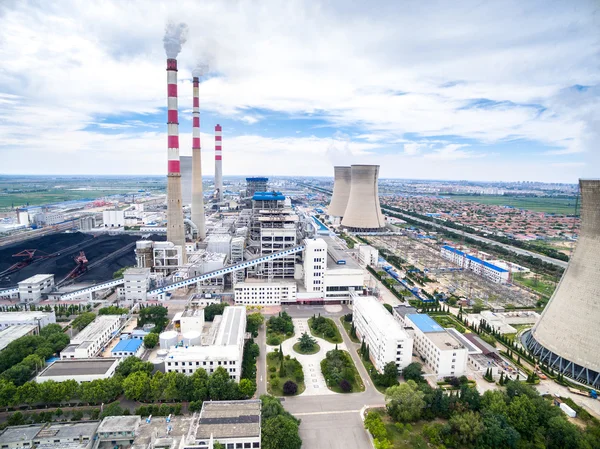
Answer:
[328, 166, 352, 217]
[191, 76, 206, 240]
[341, 165, 386, 230]
[165, 58, 186, 262]
[526, 179, 600, 388]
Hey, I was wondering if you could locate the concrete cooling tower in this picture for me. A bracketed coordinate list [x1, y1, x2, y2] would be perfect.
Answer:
[328, 166, 352, 217]
[525, 179, 600, 388]
[341, 165, 386, 230]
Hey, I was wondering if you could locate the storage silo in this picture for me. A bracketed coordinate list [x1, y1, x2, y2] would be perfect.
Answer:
[159, 330, 178, 349]
[182, 330, 202, 347]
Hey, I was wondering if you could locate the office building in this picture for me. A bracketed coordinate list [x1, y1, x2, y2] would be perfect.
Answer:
[17, 274, 55, 303]
[0, 311, 56, 329]
[61, 315, 121, 359]
[441, 245, 509, 284]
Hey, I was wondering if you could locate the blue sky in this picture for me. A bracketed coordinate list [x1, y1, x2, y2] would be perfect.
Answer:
[0, 0, 598, 182]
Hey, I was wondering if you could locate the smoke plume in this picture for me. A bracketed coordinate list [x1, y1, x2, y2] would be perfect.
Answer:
[192, 63, 209, 78]
[163, 22, 189, 58]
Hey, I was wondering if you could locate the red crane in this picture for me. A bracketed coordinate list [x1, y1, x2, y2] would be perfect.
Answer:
[65, 251, 88, 279]
[0, 249, 54, 277]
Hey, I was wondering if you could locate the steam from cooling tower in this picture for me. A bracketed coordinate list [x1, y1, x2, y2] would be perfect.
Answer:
[163, 22, 189, 58]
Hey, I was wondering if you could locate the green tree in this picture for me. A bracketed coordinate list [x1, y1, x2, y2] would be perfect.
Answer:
[115, 357, 153, 377]
[246, 313, 264, 337]
[380, 362, 399, 388]
[261, 415, 302, 449]
[448, 411, 485, 446]
[208, 367, 239, 400]
[364, 411, 388, 440]
[383, 303, 393, 314]
[123, 371, 151, 401]
[239, 379, 256, 398]
[385, 380, 425, 422]
[402, 362, 425, 383]
[137, 306, 168, 332]
[71, 312, 96, 331]
[204, 303, 229, 322]
[480, 413, 520, 449]
[545, 416, 582, 449]
[297, 332, 317, 352]
[143, 332, 159, 349]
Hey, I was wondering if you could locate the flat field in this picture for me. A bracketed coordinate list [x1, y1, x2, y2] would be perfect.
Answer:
[443, 195, 578, 215]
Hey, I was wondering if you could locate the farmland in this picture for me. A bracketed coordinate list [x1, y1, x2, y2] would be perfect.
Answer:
[442, 195, 579, 215]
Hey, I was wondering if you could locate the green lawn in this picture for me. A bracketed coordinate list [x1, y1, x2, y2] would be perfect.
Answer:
[266, 352, 305, 396]
[292, 342, 320, 355]
[430, 314, 466, 333]
[321, 350, 365, 393]
[513, 274, 557, 298]
[266, 330, 294, 346]
[339, 317, 360, 343]
[440, 195, 579, 215]
[0, 188, 144, 209]
[308, 317, 343, 344]
[370, 408, 433, 449]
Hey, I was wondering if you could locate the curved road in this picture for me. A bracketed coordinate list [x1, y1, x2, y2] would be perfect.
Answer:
[383, 208, 569, 269]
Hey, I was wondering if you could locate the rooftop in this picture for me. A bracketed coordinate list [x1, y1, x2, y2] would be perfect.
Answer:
[442, 245, 508, 273]
[111, 338, 143, 353]
[252, 191, 285, 201]
[215, 306, 245, 347]
[37, 421, 100, 440]
[196, 400, 261, 440]
[97, 416, 141, 434]
[0, 425, 42, 445]
[355, 296, 411, 341]
[406, 314, 445, 333]
[131, 416, 193, 449]
[0, 311, 54, 323]
[71, 315, 120, 344]
[425, 330, 465, 351]
[18, 274, 54, 285]
[38, 358, 119, 378]
[393, 304, 418, 319]
[124, 267, 150, 276]
[0, 325, 37, 352]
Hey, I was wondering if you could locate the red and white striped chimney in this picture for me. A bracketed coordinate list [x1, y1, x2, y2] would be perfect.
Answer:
[191, 76, 206, 240]
[165, 58, 186, 257]
[214, 124, 223, 202]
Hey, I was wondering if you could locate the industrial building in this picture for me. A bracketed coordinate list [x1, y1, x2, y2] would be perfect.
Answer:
[0, 422, 100, 449]
[111, 338, 144, 358]
[162, 306, 246, 381]
[173, 308, 205, 333]
[61, 315, 121, 359]
[441, 245, 509, 284]
[123, 267, 151, 301]
[192, 400, 262, 449]
[245, 177, 269, 203]
[234, 279, 298, 305]
[0, 310, 56, 329]
[340, 165, 386, 231]
[358, 244, 379, 267]
[405, 314, 468, 377]
[17, 273, 55, 303]
[353, 296, 414, 373]
[102, 210, 125, 228]
[37, 358, 120, 383]
[96, 416, 141, 448]
[0, 325, 38, 352]
[526, 180, 600, 388]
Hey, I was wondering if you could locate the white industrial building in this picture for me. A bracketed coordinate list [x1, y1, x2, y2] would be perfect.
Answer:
[123, 267, 151, 301]
[0, 325, 38, 352]
[173, 308, 205, 333]
[37, 358, 120, 383]
[0, 421, 100, 449]
[17, 274, 55, 303]
[358, 244, 379, 267]
[61, 315, 121, 359]
[353, 296, 414, 373]
[234, 279, 297, 305]
[33, 212, 65, 226]
[405, 314, 468, 377]
[441, 245, 510, 284]
[0, 310, 56, 329]
[163, 306, 246, 381]
[102, 210, 125, 227]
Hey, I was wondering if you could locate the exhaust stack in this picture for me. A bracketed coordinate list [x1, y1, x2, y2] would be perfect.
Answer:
[191, 76, 206, 240]
[166, 58, 186, 261]
[215, 124, 223, 202]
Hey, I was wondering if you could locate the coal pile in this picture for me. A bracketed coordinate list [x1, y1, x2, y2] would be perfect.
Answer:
[0, 232, 165, 287]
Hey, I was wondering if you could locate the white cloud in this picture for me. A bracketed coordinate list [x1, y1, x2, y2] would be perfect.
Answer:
[0, 0, 598, 181]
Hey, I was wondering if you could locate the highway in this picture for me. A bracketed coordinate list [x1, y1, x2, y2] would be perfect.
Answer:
[382, 208, 569, 269]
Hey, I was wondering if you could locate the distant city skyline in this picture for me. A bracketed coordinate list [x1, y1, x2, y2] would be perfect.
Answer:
[0, 0, 597, 182]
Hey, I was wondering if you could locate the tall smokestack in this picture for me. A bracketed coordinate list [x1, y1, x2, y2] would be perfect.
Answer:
[191, 75, 206, 240]
[166, 58, 186, 261]
[215, 124, 223, 202]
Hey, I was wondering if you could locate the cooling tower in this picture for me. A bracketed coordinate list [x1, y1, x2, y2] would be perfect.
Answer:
[525, 179, 600, 388]
[341, 165, 386, 230]
[328, 166, 352, 217]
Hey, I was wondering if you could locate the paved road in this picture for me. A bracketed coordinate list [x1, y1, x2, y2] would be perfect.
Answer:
[257, 324, 268, 396]
[262, 305, 384, 449]
[383, 208, 568, 269]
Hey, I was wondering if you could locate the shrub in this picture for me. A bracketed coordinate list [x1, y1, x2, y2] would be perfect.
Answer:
[269, 366, 276, 373]
[270, 373, 276, 379]
[283, 380, 298, 395]
[267, 335, 281, 346]
[340, 379, 352, 392]
[344, 313, 353, 322]
[271, 378, 280, 389]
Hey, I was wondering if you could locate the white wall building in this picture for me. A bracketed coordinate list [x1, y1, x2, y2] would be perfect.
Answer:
[303, 238, 328, 295]
[0, 311, 56, 329]
[123, 267, 151, 301]
[174, 308, 205, 333]
[33, 212, 65, 226]
[102, 210, 125, 228]
[234, 280, 297, 305]
[358, 244, 379, 267]
[164, 306, 246, 381]
[37, 359, 120, 383]
[353, 296, 414, 373]
[405, 314, 468, 377]
[0, 325, 38, 352]
[61, 315, 121, 359]
[441, 245, 510, 284]
[17, 274, 54, 303]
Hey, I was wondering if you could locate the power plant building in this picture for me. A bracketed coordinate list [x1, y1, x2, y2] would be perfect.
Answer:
[525, 180, 600, 388]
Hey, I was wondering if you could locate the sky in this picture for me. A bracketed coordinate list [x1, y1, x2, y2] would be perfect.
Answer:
[0, 0, 598, 182]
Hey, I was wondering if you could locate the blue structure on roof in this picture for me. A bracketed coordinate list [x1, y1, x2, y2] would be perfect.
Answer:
[442, 245, 508, 273]
[406, 314, 445, 333]
[252, 191, 285, 201]
[111, 338, 143, 354]
[246, 177, 269, 182]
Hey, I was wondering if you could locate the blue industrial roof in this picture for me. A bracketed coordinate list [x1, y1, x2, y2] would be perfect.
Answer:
[442, 246, 508, 273]
[246, 177, 269, 182]
[112, 338, 143, 353]
[253, 191, 285, 201]
[406, 314, 445, 333]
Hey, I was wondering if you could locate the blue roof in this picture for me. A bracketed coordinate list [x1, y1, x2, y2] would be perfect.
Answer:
[246, 177, 269, 182]
[112, 338, 143, 353]
[406, 314, 445, 333]
[253, 191, 285, 201]
[442, 246, 508, 273]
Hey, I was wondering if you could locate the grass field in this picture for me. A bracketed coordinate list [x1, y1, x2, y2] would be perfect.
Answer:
[266, 352, 305, 396]
[513, 274, 557, 298]
[0, 189, 141, 209]
[370, 408, 432, 449]
[339, 316, 360, 343]
[308, 317, 343, 344]
[292, 341, 320, 355]
[442, 195, 579, 215]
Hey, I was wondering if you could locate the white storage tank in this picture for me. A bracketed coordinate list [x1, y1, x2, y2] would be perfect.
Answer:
[182, 330, 202, 347]
[159, 331, 178, 349]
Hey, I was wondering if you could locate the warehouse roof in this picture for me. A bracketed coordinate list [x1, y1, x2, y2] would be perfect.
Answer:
[196, 400, 261, 440]
[0, 325, 37, 352]
[406, 314, 445, 333]
[0, 425, 42, 445]
[215, 306, 245, 346]
[38, 359, 119, 377]
[112, 338, 143, 354]
[442, 245, 508, 273]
